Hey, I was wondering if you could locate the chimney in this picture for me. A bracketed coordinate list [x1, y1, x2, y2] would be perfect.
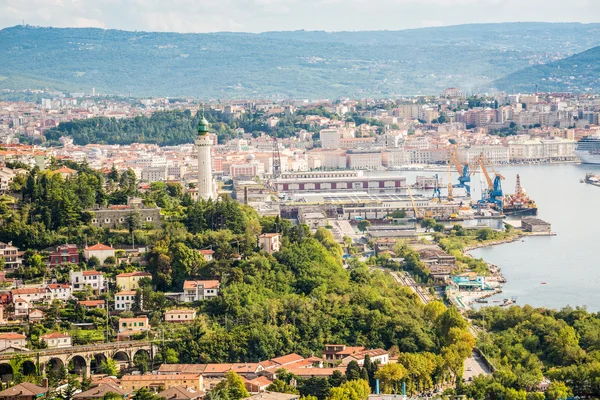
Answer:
[42, 378, 49, 388]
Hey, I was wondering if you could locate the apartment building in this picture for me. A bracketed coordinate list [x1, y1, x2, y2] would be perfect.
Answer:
[182, 280, 220, 302]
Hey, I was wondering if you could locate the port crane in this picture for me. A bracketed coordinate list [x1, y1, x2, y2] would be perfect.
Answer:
[475, 153, 505, 210]
[432, 174, 441, 202]
[449, 146, 475, 197]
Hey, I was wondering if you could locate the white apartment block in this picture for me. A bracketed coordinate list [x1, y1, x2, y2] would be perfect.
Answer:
[141, 166, 168, 182]
[320, 129, 341, 149]
[459, 145, 510, 165]
[508, 138, 576, 161]
[346, 151, 382, 169]
[382, 149, 411, 167]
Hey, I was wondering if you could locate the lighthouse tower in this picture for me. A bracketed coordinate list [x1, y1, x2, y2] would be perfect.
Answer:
[195, 113, 216, 200]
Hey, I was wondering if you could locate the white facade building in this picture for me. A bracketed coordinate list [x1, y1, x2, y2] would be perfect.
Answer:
[115, 291, 136, 311]
[320, 129, 341, 149]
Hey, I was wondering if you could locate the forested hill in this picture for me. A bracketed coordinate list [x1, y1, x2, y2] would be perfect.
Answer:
[2, 23, 600, 98]
[493, 46, 600, 93]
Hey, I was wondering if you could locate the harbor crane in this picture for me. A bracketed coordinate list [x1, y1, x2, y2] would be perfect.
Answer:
[449, 146, 475, 197]
[432, 174, 442, 202]
[475, 153, 505, 210]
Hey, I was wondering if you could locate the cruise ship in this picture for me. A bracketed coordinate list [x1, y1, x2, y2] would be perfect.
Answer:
[575, 136, 600, 164]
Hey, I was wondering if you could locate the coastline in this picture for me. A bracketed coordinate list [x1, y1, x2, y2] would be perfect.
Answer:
[453, 235, 526, 310]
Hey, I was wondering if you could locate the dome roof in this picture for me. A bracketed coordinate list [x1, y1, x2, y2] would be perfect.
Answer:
[246, 154, 256, 161]
[198, 116, 210, 136]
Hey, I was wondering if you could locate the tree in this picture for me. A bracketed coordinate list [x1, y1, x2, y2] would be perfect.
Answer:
[132, 387, 160, 400]
[420, 218, 436, 232]
[100, 358, 118, 376]
[125, 211, 141, 235]
[547, 381, 572, 400]
[299, 377, 331, 400]
[375, 363, 407, 394]
[87, 256, 101, 269]
[267, 379, 299, 394]
[134, 351, 150, 374]
[326, 380, 370, 400]
[59, 375, 81, 400]
[346, 360, 361, 381]
[212, 371, 250, 400]
[357, 220, 370, 233]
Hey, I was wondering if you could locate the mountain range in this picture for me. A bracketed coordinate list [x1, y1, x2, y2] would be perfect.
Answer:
[1, 23, 600, 98]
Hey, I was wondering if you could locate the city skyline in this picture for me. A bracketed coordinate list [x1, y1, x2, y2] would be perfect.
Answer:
[0, 0, 599, 33]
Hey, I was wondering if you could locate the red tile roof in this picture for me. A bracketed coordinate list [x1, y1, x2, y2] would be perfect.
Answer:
[117, 272, 151, 278]
[271, 353, 304, 366]
[85, 244, 115, 251]
[0, 332, 26, 340]
[41, 332, 70, 339]
[82, 270, 102, 276]
[183, 280, 219, 290]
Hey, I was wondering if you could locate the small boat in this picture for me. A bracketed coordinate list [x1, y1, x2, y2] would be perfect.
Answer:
[541, 282, 547, 285]
[493, 300, 501, 303]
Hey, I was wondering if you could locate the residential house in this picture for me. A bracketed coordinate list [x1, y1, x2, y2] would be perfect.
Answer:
[199, 250, 214, 262]
[116, 271, 152, 291]
[46, 283, 72, 301]
[78, 300, 105, 309]
[115, 291, 136, 311]
[182, 280, 219, 303]
[118, 316, 150, 340]
[0, 382, 49, 400]
[73, 383, 129, 400]
[83, 243, 115, 265]
[322, 344, 366, 365]
[11, 288, 46, 304]
[0, 242, 22, 272]
[158, 364, 207, 375]
[0, 333, 26, 351]
[49, 244, 79, 267]
[340, 348, 389, 366]
[271, 353, 305, 367]
[245, 376, 273, 394]
[258, 233, 281, 254]
[164, 309, 196, 323]
[54, 166, 78, 179]
[69, 270, 105, 293]
[13, 298, 29, 317]
[28, 309, 44, 323]
[41, 332, 71, 348]
[157, 386, 204, 400]
[121, 374, 203, 393]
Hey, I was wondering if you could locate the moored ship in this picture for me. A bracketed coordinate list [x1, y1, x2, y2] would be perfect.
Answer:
[575, 136, 600, 164]
[502, 175, 538, 216]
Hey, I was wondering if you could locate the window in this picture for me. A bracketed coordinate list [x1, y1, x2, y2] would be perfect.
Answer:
[122, 323, 127, 327]
[139, 322, 144, 327]
[104, 218, 111, 223]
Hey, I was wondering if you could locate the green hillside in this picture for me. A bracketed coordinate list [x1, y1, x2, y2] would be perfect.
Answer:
[1, 23, 600, 98]
[493, 46, 600, 93]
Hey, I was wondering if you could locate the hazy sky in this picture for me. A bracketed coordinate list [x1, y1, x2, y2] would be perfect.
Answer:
[0, 0, 599, 33]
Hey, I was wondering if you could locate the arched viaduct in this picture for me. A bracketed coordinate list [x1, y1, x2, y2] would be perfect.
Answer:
[0, 341, 156, 381]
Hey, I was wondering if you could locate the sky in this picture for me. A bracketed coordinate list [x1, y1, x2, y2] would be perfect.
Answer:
[0, 0, 599, 33]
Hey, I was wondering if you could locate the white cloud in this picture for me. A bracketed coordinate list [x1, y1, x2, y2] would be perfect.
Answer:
[0, 0, 598, 32]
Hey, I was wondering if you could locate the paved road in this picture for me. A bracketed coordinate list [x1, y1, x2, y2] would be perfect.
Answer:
[463, 351, 491, 381]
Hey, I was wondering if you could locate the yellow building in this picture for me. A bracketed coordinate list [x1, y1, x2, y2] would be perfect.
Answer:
[121, 374, 203, 392]
[116, 271, 152, 291]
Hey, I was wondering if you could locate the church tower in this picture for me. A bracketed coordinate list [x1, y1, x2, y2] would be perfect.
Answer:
[195, 112, 216, 200]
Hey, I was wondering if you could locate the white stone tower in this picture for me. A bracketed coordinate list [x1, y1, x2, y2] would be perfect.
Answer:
[195, 112, 216, 200]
